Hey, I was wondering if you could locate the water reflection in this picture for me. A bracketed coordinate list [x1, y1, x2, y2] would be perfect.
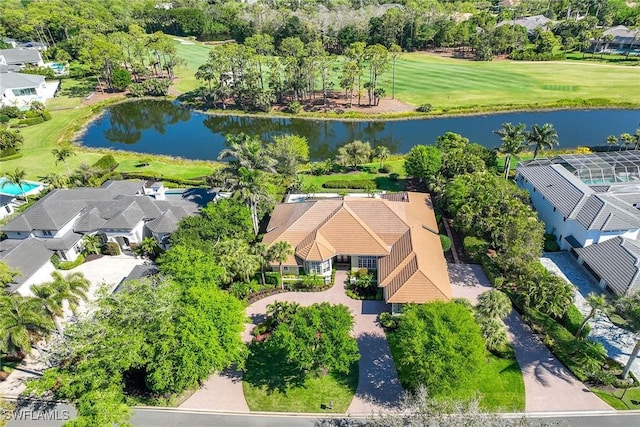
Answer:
[103, 100, 191, 145]
[80, 100, 640, 162]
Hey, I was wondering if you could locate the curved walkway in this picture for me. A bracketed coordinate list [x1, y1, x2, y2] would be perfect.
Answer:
[181, 270, 403, 414]
[448, 263, 612, 413]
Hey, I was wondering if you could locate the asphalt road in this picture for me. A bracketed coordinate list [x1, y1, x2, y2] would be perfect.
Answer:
[5, 402, 640, 427]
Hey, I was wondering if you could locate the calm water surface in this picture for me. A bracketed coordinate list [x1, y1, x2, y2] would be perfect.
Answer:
[79, 100, 640, 161]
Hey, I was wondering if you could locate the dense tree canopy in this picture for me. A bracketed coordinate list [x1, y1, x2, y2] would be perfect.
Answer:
[392, 302, 485, 395]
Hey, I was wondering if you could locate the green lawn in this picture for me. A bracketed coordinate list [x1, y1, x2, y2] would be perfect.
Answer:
[299, 159, 407, 192]
[592, 387, 640, 410]
[242, 345, 358, 413]
[387, 332, 525, 412]
[173, 38, 212, 94]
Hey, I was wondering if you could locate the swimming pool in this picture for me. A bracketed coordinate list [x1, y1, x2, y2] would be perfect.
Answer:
[0, 178, 43, 196]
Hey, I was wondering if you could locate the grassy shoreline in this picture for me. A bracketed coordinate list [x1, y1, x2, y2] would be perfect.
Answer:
[189, 101, 640, 122]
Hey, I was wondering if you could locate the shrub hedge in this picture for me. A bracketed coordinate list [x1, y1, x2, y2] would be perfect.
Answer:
[322, 179, 376, 189]
[439, 234, 451, 252]
[120, 172, 204, 186]
[265, 272, 282, 287]
[561, 304, 590, 338]
[463, 236, 489, 258]
[17, 116, 44, 127]
[59, 254, 85, 270]
[103, 242, 121, 256]
[92, 154, 119, 172]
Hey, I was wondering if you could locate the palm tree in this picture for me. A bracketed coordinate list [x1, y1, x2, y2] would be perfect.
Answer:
[231, 167, 271, 235]
[620, 133, 635, 151]
[0, 295, 53, 356]
[575, 293, 608, 338]
[83, 234, 102, 255]
[494, 122, 527, 179]
[2, 168, 28, 201]
[253, 242, 272, 285]
[30, 283, 64, 335]
[268, 241, 294, 288]
[234, 252, 261, 283]
[606, 135, 619, 152]
[217, 134, 276, 176]
[137, 236, 159, 258]
[526, 123, 559, 159]
[42, 172, 70, 189]
[478, 317, 508, 351]
[49, 271, 90, 315]
[374, 145, 391, 170]
[615, 294, 640, 379]
[73, 163, 98, 187]
[477, 290, 512, 320]
[634, 129, 640, 150]
[51, 145, 76, 174]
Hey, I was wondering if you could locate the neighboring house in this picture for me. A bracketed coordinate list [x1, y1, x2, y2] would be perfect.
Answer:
[590, 25, 640, 55]
[0, 48, 44, 72]
[0, 72, 59, 108]
[0, 194, 16, 219]
[496, 14, 552, 35]
[0, 180, 202, 294]
[262, 192, 452, 313]
[516, 151, 640, 296]
[574, 236, 640, 296]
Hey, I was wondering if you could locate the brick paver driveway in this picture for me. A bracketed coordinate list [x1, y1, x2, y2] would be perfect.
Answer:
[448, 263, 612, 412]
[181, 271, 403, 413]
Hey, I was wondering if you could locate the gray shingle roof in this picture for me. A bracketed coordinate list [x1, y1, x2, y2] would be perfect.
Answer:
[0, 48, 42, 65]
[44, 232, 83, 251]
[103, 202, 145, 229]
[74, 207, 107, 233]
[575, 194, 640, 231]
[576, 237, 640, 296]
[0, 72, 44, 94]
[146, 210, 179, 234]
[0, 237, 53, 292]
[517, 164, 592, 217]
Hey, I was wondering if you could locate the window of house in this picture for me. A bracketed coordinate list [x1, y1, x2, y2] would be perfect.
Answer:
[357, 256, 377, 270]
[41, 230, 53, 237]
[305, 260, 331, 275]
[12, 87, 37, 96]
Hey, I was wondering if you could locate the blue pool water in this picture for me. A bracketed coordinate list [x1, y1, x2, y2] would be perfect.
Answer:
[0, 178, 41, 196]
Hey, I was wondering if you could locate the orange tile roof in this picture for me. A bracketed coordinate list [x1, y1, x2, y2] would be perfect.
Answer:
[262, 192, 451, 304]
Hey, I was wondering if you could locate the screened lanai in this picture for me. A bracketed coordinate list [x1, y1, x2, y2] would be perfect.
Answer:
[522, 151, 640, 185]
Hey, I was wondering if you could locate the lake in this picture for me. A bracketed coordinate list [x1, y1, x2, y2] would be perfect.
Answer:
[79, 100, 640, 161]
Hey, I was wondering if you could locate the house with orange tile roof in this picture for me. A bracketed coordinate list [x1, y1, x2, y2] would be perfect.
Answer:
[262, 192, 452, 312]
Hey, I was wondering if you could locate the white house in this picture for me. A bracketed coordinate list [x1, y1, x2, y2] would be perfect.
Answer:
[0, 72, 59, 108]
[0, 180, 204, 294]
[516, 151, 640, 296]
[0, 48, 45, 72]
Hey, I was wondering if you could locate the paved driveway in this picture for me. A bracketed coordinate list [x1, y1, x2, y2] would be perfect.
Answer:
[449, 263, 612, 412]
[65, 254, 145, 315]
[181, 271, 403, 414]
[541, 252, 640, 381]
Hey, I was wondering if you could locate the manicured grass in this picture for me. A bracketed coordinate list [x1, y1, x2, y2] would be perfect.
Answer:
[388, 54, 640, 110]
[299, 159, 406, 192]
[592, 387, 640, 410]
[242, 346, 358, 413]
[173, 38, 212, 94]
[387, 332, 525, 412]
